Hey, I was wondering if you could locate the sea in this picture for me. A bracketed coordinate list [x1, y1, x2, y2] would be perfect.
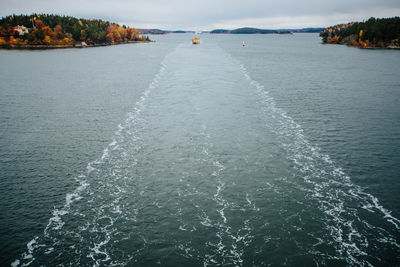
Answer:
[0, 33, 399, 266]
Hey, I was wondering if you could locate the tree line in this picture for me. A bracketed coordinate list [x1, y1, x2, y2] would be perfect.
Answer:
[0, 14, 150, 47]
[320, 17, 400, 48]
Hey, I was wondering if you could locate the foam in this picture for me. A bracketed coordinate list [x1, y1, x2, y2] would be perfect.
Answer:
[13, 238, 38, 266]
[236, 60, 400, 265]
[88, 234, 112, 264]
[199, 212, 213, 227]
[13, 49, 172, 267]
[10, 260, 20, 267]
[369, 195, 400, 230]
[14, 40, 400, 267]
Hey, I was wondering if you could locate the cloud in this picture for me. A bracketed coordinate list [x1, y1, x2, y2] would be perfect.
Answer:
[1, 0, 399, 30]
[210, 6, 400, 30]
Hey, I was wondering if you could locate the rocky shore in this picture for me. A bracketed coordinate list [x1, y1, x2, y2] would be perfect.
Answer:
[0, 40, 152, 50]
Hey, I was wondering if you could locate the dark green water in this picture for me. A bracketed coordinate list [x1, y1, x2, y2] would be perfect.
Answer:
[0, 34, 399, 266]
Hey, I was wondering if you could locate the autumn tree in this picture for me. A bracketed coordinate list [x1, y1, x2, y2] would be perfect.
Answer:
[31, 29, 44, 44]
[42, 25, 55, 38]
[35, 19, 45, 29]
[0, 26, 7, 37]
[320, 16, 400, 47]
[127, 28, 139, 41]
[0, 14, 149, 46]
[54, 25, 64, 39]
[118, 26, 126, 41]
[80, 29, 87, 41]
[0, 38, 6, 46]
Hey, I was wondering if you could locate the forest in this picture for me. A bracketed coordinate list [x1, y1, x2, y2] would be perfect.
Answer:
[320, 17, 400, 48]
[0, 14, 150, 48]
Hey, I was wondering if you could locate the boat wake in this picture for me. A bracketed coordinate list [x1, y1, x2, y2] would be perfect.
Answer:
[12, 45, 171, 267]
[12, 41, 400, 267]
[236, 60, 400, 265]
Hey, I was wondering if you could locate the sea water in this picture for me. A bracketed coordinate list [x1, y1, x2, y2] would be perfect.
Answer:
[0, 33, 399, 266]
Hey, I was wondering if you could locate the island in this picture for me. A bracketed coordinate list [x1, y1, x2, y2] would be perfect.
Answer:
[210, 27, 324, 34]
[320, 17, 400, 49]
[138, 29, 194, 35]
[0, 14, 151, 49]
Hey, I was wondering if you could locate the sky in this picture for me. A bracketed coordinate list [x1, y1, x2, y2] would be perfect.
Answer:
[0, 0, 399, 30]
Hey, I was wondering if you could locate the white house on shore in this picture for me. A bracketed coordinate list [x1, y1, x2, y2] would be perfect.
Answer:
[12, 25, 29, 35]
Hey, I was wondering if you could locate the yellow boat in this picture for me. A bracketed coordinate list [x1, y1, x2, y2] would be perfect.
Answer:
[192, 37, 200, 44]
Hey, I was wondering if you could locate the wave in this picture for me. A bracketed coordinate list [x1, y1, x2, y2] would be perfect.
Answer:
[12, 48, 171, 267]
[12, 40, 400, 267]
[236, 60, 400, 265]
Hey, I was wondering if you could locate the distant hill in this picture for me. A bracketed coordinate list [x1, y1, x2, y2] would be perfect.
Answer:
[320, 17, 400, 48]
[210, 28, 275, 34]
[210, 29, 229, 34]
[138, 29, 168, 35]
[138, 29, 194, 34]
[283, 28, 324, 33]
[232, 27, 276, 34]
[210, 27, 324, 34]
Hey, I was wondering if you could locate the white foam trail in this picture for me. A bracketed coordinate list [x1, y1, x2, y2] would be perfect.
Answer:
[176, 121, 253, 266]
[13, 238, 38, 267]
[245, 193, 259, 211]
[13, 52, 170, 267]
[10, 260, 19, 267]
[205, 151, 251, 266]
[88, 233, 112, 265]
[369, 194, 400, 230]
[236, 60, 400, 264]
[239, 61, 400, 227]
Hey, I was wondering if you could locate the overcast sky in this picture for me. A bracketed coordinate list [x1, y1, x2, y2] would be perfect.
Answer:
[1, 0, 399, 30]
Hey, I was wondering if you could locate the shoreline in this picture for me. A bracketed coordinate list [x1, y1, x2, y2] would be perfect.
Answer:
[322, 42, 400, 50]
[0, 40, 152, 50]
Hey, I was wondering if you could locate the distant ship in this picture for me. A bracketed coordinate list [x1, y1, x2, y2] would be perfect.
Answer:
[192, 37, 200, 45]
